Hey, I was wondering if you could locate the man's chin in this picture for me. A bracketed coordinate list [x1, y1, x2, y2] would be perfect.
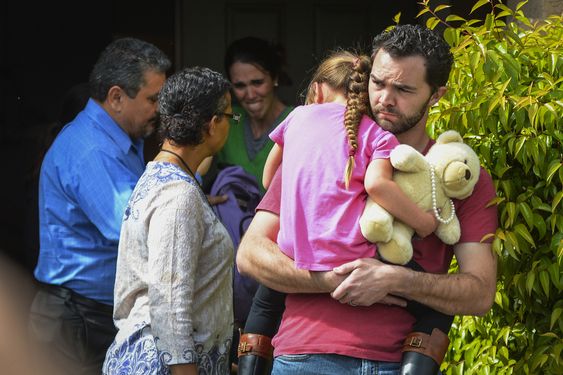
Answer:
[374, 116, 394, 130]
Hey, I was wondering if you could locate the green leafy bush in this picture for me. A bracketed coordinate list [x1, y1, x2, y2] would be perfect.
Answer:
[419, 0, 562, 373]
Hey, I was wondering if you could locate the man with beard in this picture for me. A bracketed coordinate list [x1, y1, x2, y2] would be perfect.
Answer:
[236, 25, 498, 374]
[29, 37, 170, 375]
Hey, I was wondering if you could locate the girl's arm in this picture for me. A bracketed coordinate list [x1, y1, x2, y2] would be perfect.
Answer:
[262, 144, 283, 189]
[364, 158, 437, 238]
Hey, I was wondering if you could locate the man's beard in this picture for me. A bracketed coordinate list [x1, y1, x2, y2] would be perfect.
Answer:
[373, 97, 431, 135]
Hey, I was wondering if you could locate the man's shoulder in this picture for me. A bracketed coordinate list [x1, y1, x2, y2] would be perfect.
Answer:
[53, 114, 116, 154]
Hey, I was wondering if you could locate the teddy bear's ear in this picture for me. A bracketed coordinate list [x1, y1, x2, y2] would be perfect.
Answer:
[436, 130, 463, 144]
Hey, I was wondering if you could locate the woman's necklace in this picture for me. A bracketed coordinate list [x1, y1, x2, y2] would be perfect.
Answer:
[159, 148, 202, 190]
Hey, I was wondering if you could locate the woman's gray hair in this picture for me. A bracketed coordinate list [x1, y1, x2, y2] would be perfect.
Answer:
[158, 67, 231, 146]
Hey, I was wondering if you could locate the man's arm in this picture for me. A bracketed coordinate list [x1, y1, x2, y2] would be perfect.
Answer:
[331, 241, 497, 316]
[237, 210, 408, 306]
[236, 210, 339, 294]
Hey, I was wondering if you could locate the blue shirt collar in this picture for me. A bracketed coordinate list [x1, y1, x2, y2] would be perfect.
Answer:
[83, 99, 144, 155]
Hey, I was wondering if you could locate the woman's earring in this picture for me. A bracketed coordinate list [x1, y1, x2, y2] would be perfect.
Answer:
[274, 81, 279, 87]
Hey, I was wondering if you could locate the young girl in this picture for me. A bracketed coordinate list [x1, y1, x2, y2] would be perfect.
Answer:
[237, 51, 447, 375]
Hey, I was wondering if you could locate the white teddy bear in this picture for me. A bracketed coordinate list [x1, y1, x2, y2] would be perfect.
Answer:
[359, 130, 481, 265]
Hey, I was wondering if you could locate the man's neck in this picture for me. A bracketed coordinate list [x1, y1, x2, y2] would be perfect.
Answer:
[98, 99, 136, 140]
[396, 125, 431, 153]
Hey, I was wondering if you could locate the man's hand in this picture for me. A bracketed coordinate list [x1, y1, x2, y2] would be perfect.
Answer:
[330, 258, 407, 307]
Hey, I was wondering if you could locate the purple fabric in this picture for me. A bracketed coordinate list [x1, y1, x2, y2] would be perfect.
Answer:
[210, 166, 262, 324]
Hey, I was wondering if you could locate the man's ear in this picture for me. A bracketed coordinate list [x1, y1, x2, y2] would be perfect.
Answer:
[106, 85, 124, 112]
[430, 86, 447, 106]
[313, 82, 324, 104]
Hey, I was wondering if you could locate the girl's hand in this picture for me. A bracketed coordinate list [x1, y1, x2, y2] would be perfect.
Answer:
[415, 210, 439, 238]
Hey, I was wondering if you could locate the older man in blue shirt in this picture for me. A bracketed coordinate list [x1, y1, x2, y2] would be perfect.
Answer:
[29, 37, 170, 375]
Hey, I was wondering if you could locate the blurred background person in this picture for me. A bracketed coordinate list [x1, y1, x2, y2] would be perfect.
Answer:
[206, 36, 293, 193]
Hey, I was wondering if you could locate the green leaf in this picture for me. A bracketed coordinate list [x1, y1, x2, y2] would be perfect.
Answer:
[445, 14, 467, 23]
[444, 28, 459, 47]
[546, 160, 562, 184]
[534, 214, 547, 238]
[553, 190, 563, 212]
[516, 0, 528, 11]
[494, 3, 514, 15]
[539, 270, 550, 297]
[471, 0, 491, 15]
[393, 12, 401, 24]
[505, 202, 517, 227]
[519, 202, 534, 228]
[550, 53, 559, 76]
[514, 223, 535, 246]
[435, 4, 452, 12]
[426, 17, 441, 30]
[548, 263, 560, 290]
[487, 95, 501, 114]
[497, 10, 513, 18]
[526, 271, 536, 295]
[416, 8, 431, 18]
[499, 345, 509, 360]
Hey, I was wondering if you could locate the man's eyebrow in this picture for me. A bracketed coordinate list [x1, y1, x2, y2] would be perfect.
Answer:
[394, 82, 417, 91]
[371, 74, 416, 91]
[370, 73, 381, 81]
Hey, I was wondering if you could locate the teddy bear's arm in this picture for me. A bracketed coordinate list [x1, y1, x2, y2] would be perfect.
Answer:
[390, 144, 430, 172]
[434, 216, 461, 245]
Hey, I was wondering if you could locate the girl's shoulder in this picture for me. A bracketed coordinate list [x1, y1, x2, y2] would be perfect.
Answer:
[293, 102, 345, 115]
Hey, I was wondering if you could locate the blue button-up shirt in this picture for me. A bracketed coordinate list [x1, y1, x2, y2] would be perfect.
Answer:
[35, 99, 145, 305]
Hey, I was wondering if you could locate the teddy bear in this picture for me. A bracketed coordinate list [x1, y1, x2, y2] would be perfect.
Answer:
[359, 130, 481, 265]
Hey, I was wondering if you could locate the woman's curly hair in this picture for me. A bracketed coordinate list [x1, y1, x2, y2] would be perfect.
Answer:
[158, 67, 231, 146]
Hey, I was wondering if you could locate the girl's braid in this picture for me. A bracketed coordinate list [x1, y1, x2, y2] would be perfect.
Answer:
[343, 55, 371, 189]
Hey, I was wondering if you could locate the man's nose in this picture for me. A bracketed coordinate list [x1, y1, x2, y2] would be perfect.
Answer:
[379, 90, 395, 106]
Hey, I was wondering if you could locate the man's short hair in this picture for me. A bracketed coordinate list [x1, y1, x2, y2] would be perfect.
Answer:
[372, 24, 453, 90]
[89, 37, 171, 101]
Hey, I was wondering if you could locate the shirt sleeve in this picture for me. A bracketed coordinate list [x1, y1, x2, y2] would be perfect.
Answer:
[369, 124, 400, 162]
[257, 165, 282, 215]
[269, 106, 299, 146]
[146, 183, 204, 364]
[75, 147, 140, 242]
[457, 168, 498, 243]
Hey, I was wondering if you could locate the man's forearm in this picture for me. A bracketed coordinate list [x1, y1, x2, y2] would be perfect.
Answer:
[392, 266, 493, 316]
[393, 242, 497, 315]
[236, 210, 342, 293]
[237, 231, 338, 293]
[331, 242, 497, 315]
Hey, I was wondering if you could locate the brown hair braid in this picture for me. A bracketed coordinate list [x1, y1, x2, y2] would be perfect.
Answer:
[304, 51, 371, 189]
[343, 55, 371, 189]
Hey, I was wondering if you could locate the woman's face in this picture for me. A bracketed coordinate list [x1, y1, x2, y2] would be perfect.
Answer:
[209, 92, 233, 154]
[229, 61, 277, 121]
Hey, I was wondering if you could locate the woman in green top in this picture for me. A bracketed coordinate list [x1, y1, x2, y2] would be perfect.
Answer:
[215, 36, 293, 192]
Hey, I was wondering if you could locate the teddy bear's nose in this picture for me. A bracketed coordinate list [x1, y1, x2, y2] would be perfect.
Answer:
[465, 170, 472, 180]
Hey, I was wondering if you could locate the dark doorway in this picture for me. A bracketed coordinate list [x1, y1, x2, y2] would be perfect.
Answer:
[0, 0, 175, 273]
